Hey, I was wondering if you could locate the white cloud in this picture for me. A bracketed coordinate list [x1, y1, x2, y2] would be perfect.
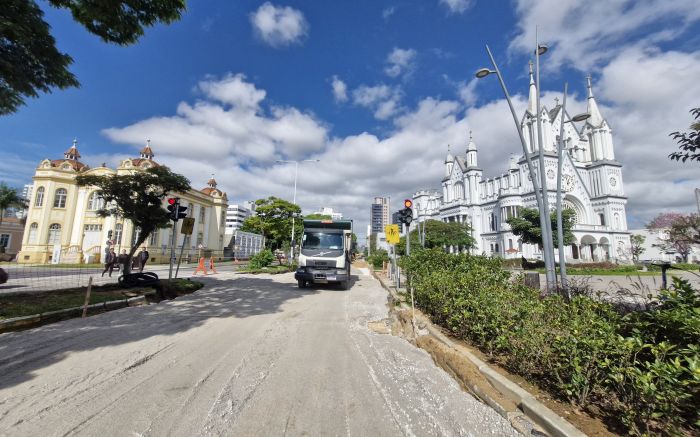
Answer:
[103, 75, 327, 164]
[509, 0, 700, 71]
[330, 75, 348, 103]
[198, 73, 266, 110]
[384, 47, 417, 78]
[249, 2, 309, 48]
[351, 84, 403, 120]
[457, 78, 479, 106]
[439, 0, 473, 14]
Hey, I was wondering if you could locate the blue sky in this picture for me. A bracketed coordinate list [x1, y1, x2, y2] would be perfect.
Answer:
[2, 0, 700, 236]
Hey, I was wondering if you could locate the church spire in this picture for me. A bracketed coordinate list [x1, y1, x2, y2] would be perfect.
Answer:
[207, 174, 218, 188]
[527, 61, 537, 114]
[466, 130, 478, 168]
[586, 75, 604, 127]
[444, 143, 454, 163]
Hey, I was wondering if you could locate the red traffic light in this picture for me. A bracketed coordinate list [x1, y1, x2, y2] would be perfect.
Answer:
[168, 198, 177, 205]
[404, 199, 413, 208]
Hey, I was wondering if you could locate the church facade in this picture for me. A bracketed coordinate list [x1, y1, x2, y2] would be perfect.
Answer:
[18, 142, 228, 264]
[413, 70, 631, 263]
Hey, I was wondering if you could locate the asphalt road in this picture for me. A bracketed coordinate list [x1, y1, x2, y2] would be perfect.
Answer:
[0, 268, 518, 436]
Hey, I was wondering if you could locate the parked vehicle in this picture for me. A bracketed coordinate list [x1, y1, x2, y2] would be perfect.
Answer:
[294, 219, 353, 289]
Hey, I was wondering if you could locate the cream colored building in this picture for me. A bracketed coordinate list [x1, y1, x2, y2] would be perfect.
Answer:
[18, 142, 228, 264]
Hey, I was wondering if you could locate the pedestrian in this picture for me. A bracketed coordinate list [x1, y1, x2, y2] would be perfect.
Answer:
[138, 247, 150, 272]
[118, 249, 128, 272]
[101, 248, 117, 277]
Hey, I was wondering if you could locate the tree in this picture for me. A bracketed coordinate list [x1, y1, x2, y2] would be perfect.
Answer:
[240, 197, 302, 250]
[396, 220, 476, 255]
[0, 182, 24, 228]
[506, 207, 576, 249]
[669, 108, 700, 163]
[1, 0, 186, 114]
[647, 212, 685, 229]
[75, 166, 190, 273]
[629, 234, 646, 263]
[647, 213, 700, 263]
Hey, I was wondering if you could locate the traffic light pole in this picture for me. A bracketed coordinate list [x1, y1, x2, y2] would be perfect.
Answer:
[405, 222, 410, 256]
[168, 214, 178, 282]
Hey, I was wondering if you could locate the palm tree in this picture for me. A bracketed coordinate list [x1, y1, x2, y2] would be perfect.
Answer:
[0, 182, 24, 228]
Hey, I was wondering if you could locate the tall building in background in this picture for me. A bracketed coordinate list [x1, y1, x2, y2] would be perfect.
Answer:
[224, 203, 253, 233]
[370, 197, 389, 234]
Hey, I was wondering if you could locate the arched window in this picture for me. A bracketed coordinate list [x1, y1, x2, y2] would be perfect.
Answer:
[87, 191, 103, 211]
[453, 182, 464, 200]
[47, 223, 61, 244]
[28, 223, 39, 243]
[34, 187, 45, 207]
[53, 188, 67, 208]
[114, 223, 123, 244]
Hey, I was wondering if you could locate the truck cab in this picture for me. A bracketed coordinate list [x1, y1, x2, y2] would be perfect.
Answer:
[294, 219, 353, 289]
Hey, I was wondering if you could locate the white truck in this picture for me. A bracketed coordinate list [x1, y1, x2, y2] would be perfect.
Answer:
[294, 219, 353, 289]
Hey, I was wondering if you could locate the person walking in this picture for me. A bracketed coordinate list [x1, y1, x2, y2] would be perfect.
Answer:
[138, 247, 150, 272]
[117, 249, 128, 273]
[101, 248, 117, 277]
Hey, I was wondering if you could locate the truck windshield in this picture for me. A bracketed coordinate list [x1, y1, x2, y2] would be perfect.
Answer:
[302, 232, 343, 250]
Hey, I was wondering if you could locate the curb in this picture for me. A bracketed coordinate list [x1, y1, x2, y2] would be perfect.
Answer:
[0, 295, 147, 333]
[370, 269, 586, 437]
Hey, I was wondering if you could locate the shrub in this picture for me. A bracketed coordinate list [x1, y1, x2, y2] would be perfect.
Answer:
[367, 249, 390, 269]
[402, 251, 700, 435]
[249, 249, 276, 269]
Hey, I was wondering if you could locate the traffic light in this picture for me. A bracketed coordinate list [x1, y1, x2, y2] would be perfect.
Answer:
[176, 204, 188, 220]
[400, 199, 413, 224]
[167, 197, 179, 221]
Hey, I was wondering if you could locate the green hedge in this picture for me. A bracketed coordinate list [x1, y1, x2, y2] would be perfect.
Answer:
[401, 249, 699, 436]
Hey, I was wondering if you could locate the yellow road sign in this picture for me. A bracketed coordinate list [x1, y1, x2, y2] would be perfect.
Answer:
[385, 224, 400, 244]
[180, 217, 195, 235]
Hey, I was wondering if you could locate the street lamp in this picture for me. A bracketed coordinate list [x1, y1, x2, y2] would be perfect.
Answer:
[555, 82, 590, 295]
[276, 159, 320, 262]
[476, 46, 554, 291]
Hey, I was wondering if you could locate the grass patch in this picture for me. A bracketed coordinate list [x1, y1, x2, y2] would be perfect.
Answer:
[0, 279, 204, 320]
[0, 283, 148, 320]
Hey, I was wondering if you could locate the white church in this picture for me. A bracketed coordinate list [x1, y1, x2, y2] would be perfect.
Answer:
[413, 67, 631, 263]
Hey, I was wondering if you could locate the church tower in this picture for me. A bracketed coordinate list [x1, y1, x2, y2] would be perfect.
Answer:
[582, 76, 615, 161]
[464, 131, 482, 203]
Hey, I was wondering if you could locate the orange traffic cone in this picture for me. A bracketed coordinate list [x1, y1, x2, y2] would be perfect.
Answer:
[194, 257, 208, 275]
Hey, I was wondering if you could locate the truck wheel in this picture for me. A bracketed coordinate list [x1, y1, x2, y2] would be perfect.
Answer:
[340, 280, 349, 290]
[297, 279, 306, 288]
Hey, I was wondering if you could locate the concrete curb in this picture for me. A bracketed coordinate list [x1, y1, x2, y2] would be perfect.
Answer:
[370, 269, 586, 437]
[0, 295, 147, 333]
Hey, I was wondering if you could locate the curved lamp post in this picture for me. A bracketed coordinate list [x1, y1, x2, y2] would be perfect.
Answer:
[476, 47, 554, 292]
[555, 83, 590, 296]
